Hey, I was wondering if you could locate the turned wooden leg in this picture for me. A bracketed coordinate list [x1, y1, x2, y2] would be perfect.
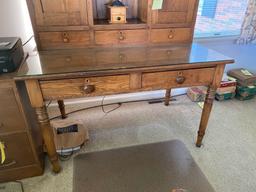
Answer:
[165, 88, 172, 106]
[35, 106, 61, 173]
[196, 86, 216, 147]
[57, 100, 67, 119]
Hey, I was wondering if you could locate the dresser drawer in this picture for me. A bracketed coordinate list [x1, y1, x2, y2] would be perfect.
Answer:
[0, 88, 26, 134]
[151, 28, 192, 43]
[95, 30, 148, 45]
[40, 75, 131, 100]
[0, 133, 35, 171]
[142, 68, 215, 89]
[39, 31, 91, 50]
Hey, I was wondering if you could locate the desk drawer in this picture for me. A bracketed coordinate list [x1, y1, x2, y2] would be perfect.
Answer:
[0, 133, 35, 171]
[40, 75, 130, 100]
[0, 88, 26, 134]
[39, 31, 91, 50]
[95, 30, 148, 45]
[151, 28, 192, 43]
[142, 68, 215, 89]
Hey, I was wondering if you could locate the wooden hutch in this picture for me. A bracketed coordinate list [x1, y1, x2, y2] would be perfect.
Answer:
[26, 0, 199, 50]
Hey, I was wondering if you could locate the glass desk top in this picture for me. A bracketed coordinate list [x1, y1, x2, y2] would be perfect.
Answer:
[17, 43, 234, 79]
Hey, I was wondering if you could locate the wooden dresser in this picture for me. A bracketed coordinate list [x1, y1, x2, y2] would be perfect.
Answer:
[0, 73, 44, 182]
[20, 0, 234, 174]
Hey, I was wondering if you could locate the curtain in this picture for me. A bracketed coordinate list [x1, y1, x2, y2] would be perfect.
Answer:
[237, 0, 256, 44]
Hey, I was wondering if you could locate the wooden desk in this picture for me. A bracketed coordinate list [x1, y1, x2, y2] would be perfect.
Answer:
[16, 43, 234, 173]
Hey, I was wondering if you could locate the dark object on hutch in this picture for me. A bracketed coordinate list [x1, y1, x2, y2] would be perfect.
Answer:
[0, 37, 24, 74]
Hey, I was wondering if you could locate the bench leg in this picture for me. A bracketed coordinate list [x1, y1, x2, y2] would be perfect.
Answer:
[36, 106, 61, 173]
[196, 86, 216, 147]
[164, 89, 172, 106]
[57, 100, 67, 119]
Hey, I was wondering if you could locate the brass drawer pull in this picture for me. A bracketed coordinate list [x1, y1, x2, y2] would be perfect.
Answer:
[62, 32, 70, 43]
[119, 53, 125, 60]
[168, 30, 174, 39]
[176, 72, 186, 84]
[83, 85, 95, 94]
[65, 56, 72, 62]
[118, 32, 125, 41]
[166, 50, 172, 55]
[0, 160, 16, 168]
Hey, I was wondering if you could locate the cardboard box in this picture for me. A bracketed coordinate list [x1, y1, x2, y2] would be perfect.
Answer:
[236, 85, 256, 97]
[227, 68, 256, 86]
[187, 86, 207, 102]
[216, 86, 236, 94]
[215, 92, 235, 101]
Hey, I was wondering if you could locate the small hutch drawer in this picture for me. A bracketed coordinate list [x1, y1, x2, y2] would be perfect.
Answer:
[0, 133, 35, 171]
[39, 31, 91, 50]
[40, 75, 131, 100]
[151, 28, 192, 43]
[142, 68, 215, 89]
[95, 29, 148, 45]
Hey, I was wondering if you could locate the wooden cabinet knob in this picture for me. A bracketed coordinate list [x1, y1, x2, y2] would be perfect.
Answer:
[63, 38, 69, 43]
[65, 56, 72, 62]
[62, 32, 69, 43]
[118, 32, 125, 41]
[176, 74, 186, 84]
[119, 53, 125, 60]
[83, 85, 95, 94]
[166, 50, 172, 55]
[168, 30, 174, 39]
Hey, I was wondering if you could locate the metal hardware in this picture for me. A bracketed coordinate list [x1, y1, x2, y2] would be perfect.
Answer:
[176, 72, 186, 84]
[166, 50, 172, 55]
[0, 123, 4, 129]
[119, 53, 125, 59]
[168, 30, 174, 39]
[118, 32, 125, 41]
[62, 32, 70, 43]
[83, 84, 95, 94]
[65, 56, 72, 62]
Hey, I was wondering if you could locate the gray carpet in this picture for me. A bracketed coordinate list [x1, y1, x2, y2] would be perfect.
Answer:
[1, 95, 256, 192]
[73, 140, 215, 192]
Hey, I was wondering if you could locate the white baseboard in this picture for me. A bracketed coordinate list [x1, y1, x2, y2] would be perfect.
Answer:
[48, 88, 188, 107]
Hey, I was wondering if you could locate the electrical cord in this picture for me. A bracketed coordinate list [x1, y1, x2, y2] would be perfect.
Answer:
[22, 35, 34, 47]
[101, 96, 122, 114]
[46, 100, 52, 108]
[59, 147, 74, 161]
[49, 93, 186, 121]
[14, 181, 24, 192]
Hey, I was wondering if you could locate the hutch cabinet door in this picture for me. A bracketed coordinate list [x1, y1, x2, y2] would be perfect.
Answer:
[33, 0, 88, 26]
[152, 0, 198, 25]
